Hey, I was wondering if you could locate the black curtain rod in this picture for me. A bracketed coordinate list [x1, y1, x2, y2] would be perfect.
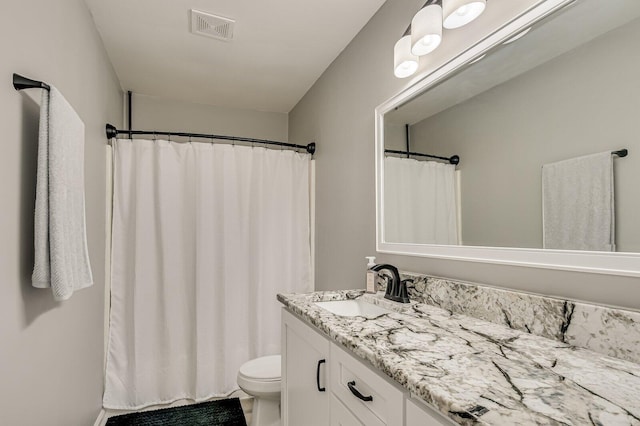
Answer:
[13, 73, 50, 91]
[105, 124, 316, 155]
[385, 149, 460, 165]
[613, 149, 628, 157]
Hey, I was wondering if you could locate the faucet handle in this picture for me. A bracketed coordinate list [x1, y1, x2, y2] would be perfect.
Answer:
[398, 280, 411, 304]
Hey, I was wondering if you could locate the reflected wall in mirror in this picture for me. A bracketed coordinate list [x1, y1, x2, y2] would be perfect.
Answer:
[382, 0, 640, 253]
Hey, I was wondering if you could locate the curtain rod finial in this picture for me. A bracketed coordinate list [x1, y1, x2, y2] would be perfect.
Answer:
[106, 123, 118, 139]
[306, 142, 316, 155]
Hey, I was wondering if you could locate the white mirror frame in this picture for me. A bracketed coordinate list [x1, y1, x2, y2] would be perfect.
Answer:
[375, 0, 640, 277]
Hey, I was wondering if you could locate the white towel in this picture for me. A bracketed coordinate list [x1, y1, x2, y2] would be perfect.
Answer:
[32, 87, 93, 300]
[542, 151, 614, 251]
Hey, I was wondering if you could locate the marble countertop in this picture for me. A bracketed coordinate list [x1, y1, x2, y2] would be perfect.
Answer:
[278, 290, 640, 425]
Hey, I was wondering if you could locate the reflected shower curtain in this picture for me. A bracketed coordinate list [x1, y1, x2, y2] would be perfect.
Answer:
[384, 157, 458, 244]
[104, 139, 312, 409]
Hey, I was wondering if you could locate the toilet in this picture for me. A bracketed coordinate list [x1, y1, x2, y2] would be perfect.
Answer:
[237, 355, 281, 426]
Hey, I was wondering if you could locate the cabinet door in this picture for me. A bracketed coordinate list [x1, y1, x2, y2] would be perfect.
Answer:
[282, 309, 331, 426]
[330, 395, 363, 426]
[406, 397, 455, 426]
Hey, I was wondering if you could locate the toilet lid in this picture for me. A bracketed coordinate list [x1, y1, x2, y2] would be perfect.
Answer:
[239, 355, 281, 381]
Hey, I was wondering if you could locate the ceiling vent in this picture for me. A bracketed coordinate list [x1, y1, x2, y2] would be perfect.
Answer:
[190, 10, 235, 41]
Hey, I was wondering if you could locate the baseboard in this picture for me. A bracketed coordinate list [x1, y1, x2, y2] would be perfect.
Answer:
[93, 408, 108, 426]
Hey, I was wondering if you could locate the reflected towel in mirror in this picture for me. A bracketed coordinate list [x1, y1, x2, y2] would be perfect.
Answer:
[542, 151, 614, 251]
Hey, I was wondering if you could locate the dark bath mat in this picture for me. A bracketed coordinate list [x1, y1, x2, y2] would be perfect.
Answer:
[105, 398, 247, 426]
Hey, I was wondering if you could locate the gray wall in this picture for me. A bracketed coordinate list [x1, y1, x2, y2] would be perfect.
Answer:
[131, 94, 288, 142]
[384, 123, 406, 151]
[411, 18, 640, 251]
[288, 0, 640, 310]
[0, 0, 123, 424]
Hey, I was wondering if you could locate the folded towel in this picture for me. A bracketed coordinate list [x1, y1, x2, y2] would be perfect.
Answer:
[32, 87, 93, 301]
[542, 151, 615, 251]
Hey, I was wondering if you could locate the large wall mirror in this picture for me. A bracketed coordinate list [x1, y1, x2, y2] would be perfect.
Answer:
[376, 0, 640, 276]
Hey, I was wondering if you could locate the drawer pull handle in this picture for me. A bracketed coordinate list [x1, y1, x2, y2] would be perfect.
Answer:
[347, 381, 373, 402]
[316, 359, 326, 392]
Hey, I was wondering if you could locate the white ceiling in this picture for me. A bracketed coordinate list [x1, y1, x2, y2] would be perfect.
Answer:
[85, 0, 386, 113]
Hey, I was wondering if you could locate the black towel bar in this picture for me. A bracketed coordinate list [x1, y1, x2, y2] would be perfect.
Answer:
[13, 73, 50, 91]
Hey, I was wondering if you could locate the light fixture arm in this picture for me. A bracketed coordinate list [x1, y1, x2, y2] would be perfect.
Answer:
[402, 0, 441, 37]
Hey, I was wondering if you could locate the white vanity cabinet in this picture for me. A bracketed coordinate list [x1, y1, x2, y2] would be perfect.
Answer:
[282, 310, 331, 426]
[406, 397, 457, 426]
[282, 309, 453, 426]
[330, 395, 364, 425]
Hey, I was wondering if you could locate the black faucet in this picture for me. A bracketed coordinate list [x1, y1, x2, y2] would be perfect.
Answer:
[370, 264, 410, 303]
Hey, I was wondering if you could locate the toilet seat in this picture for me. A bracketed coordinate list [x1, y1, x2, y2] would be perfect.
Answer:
[238, 355, 281, 381]
[237, 355, 281, 396]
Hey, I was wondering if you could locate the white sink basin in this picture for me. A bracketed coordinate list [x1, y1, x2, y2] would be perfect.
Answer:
[315, 299, 392, 318]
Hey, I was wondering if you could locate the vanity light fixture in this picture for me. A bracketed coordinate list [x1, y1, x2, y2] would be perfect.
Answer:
[394, 35, 419, 78]
[411, 2, 443, 56]
[443, 0, 486, 29]
[393, 0, 488, 78]
[503, 27, 531, 44]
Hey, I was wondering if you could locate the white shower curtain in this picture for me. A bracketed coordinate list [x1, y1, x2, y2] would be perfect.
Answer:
[384, 157, 458, 245]
[104, 139, 312, 409]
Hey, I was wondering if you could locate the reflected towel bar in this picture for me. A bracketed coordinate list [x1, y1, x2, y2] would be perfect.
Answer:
[105, 123, 316, 155]
[13, 73, 50, 91]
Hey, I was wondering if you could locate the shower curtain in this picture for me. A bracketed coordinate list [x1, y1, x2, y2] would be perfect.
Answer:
[384, 157, 458, 245]
[104, 139, 312, 409]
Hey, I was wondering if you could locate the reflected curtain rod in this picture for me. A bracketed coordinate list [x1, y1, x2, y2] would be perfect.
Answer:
[385, 149, 460, 165]
[387, 122, 460, 164]
[105, 124, 316, 155]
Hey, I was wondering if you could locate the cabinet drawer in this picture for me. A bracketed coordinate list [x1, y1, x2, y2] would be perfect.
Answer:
[330, 344, 403, 426]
